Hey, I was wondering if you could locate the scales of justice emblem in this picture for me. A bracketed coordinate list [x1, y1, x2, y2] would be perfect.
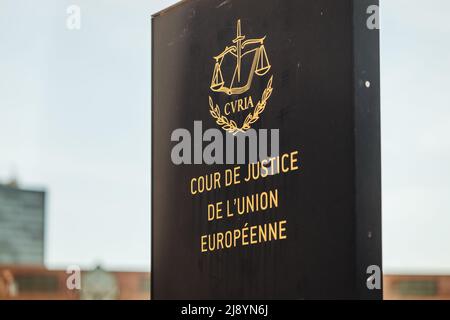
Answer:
[209, 19, 274, 134]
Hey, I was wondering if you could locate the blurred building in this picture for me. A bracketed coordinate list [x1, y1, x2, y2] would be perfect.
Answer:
[2, 268, 449, 300]
[0, 265, 150, 300]
[384, 275, 450, 300]
[0, 184, 45, 265]
[0, 182, 150, 300]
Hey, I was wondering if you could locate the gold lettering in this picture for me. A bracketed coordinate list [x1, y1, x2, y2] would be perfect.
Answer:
[220, 96, 256, 116]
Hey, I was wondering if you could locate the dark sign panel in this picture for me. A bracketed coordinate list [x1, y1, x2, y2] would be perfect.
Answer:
[152, 0, 382, 299]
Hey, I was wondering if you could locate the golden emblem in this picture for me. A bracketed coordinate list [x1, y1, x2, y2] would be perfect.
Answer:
[209, 20, 274, 134]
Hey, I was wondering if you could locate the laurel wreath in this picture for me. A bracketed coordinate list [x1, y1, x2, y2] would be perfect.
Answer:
[209, 76, 273, 134]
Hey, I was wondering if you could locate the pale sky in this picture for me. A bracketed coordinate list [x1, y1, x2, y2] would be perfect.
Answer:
[0, 0, 449, 274]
